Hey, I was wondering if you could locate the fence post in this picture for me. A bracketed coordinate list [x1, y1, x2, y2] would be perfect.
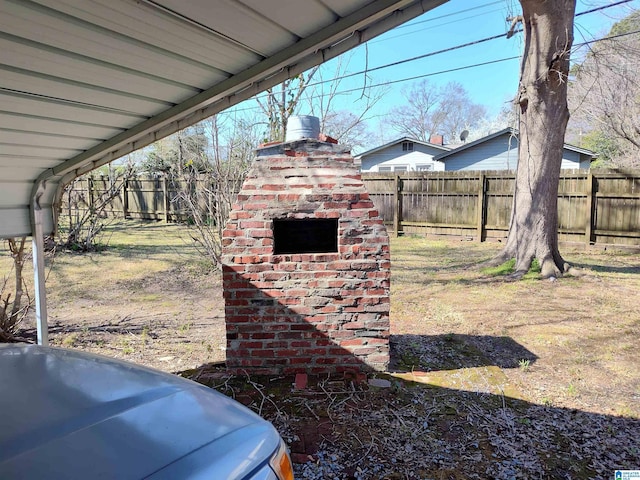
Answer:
[393, 174, 403, 237]
[88, 176, 94, 214]
[476, 173, 486, 242]
[585, 171, 596, 246]
[122, 178, 129, 219]
[162, 175, 170, 223]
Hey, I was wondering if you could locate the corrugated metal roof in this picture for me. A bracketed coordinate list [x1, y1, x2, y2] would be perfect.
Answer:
[0, 0, 448, 238]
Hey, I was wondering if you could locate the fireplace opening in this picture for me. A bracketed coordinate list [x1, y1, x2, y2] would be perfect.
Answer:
[273, 218, 338, 254]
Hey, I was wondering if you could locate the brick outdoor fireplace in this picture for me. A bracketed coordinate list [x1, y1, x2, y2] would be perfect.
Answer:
[221, 137, 390, 375]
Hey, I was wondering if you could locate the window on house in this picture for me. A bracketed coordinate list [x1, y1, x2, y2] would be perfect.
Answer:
[402, 141, 414, 151]
[417, 164, 434, 171]
[379, 166, 392, 172]
[394, 165, 408, 172]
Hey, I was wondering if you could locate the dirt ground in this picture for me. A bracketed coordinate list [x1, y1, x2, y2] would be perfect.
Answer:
[2, 220, 639, 479]
[40, 222, 227, 373]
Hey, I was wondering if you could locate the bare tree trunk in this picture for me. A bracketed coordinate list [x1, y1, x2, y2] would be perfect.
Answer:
[9, 238, 25, 321]
[495, 0, 576, 278]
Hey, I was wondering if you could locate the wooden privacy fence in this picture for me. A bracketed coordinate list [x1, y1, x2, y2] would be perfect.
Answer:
[67, 170, 640, 247]
[65, 175, 197, 223]
[362, 169, 640, 247]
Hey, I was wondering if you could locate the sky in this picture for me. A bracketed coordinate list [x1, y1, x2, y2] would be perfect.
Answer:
[326, 0, 640, 114]
[225, 0, 639, 151]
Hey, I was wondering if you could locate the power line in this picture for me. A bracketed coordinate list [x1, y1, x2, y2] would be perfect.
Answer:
[315, 29, 640, 98]
[305, 0, 635, 91]
[574, 26, 640, 48]
[224, 56, 522, 117]
[575, 0, 634, 18]
[308, 32, 511, 87]
[328, 57, 521, 94]
[376, 0, 633, 45]
[224, 1, 638, 114]
[371, 2, 506, 43]
[392, 0, 505, 30]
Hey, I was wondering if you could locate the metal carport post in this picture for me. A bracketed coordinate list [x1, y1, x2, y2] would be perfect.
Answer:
[31, 180, 49, 346]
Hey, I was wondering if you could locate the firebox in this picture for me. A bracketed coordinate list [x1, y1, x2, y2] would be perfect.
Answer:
[221, 138, 390, 375]
[272, 218, 338, 254]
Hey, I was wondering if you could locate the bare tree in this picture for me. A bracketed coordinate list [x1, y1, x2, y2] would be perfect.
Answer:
[568, 10, 640, 168]
[141, 136, 178, 174]
[491, 0, 577, 278]
[1, 238, 31, 342]
[303, 54, 388, 150]
[174, 115, 258, 268]
[322, 110, 372, 150]
[437, 82, 488, 144]
[142, 125, 210, 175]
[386, 80, 486, 144]
[468, 103, 519, 142]
[256, 68, 320, 142]
[386, 79, 444, 141]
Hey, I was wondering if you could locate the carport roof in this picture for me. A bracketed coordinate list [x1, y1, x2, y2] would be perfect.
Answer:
[0, 0, 447, 239]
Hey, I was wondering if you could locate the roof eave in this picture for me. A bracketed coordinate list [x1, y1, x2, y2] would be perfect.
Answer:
[37, 0, 448, 191]
[356, 135, 450, 158]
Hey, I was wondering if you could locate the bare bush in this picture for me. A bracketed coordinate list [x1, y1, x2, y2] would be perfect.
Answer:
[58, 165, 135, 251]
[174, 167, 247, 268]
[0, 238, 31, 342]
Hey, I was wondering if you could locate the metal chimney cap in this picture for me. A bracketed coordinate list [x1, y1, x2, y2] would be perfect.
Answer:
[286, 115, 320, 141]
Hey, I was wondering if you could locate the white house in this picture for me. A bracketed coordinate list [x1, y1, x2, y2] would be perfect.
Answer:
[357, 136, 449, 172]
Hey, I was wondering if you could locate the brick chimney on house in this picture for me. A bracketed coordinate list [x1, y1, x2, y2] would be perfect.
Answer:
[221, 123, 390, 375]
[429, 133, 444, 145]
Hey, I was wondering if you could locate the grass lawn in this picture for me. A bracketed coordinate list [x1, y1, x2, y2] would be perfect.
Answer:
[1, 220, 638, 478]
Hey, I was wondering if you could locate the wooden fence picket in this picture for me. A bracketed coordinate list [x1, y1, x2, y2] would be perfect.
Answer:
[64, 169, 640, 248]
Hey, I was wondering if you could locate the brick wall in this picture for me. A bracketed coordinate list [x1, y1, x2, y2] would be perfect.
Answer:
[222, 140, 391, 375]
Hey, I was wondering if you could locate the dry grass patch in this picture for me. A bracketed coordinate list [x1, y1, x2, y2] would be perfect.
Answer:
[2, 225, 639, 478]
[0, 221, 226, 372]
[390, 235, 640, 418]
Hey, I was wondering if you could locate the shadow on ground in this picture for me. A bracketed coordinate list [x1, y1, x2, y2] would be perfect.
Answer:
[389, 333, 538, 371]
[573, 262, 640, 275]
[181, 333, 639, 479]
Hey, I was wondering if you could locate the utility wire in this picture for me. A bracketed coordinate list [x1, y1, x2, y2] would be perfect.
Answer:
[574, 0, 634, 18]
[377, 0, 633, 45]
[304, 0, 635, 91]
[225, 27, 640, 117]
[321, 57, 521, 96]
[392, 0, 505, 30]
[371, 2, 506, 43]
[308, 32, 512, 87]
[574, 25, 640, 48]
[356, 28, 640, 94]
[225, 1, 638, 114]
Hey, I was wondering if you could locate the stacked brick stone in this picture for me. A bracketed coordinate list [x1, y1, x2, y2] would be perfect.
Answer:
[222, 139, 390, 375]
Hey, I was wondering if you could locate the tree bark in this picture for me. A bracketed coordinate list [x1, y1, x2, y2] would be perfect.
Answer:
[495, 0, 576, 278]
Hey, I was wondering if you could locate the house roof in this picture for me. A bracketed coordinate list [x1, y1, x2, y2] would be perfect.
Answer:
[0, 0, 448, 239]
[355, 136, 451, 159]
[433, 127, 596, 161]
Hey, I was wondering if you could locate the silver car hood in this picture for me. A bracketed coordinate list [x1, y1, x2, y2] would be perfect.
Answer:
[0, 345, 280, 479]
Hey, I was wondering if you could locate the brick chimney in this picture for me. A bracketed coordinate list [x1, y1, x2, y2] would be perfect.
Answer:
[429, 134, 444, 145]
[222, 139, 390, 375]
